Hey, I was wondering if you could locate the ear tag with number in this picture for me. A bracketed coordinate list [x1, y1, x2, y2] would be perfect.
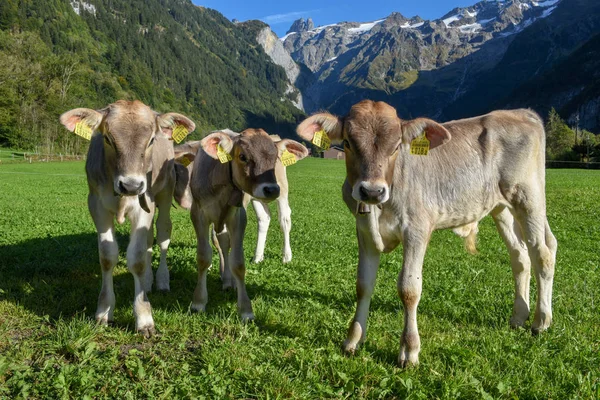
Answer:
[172, 124, 188, 144]
[179, 155, 191, 167]
[410, 132, 430, 156]
[312, 129, 331, 150]
[217, 144, 232, 164]
[280, 149, 297, 167]
[74, 122, 92, 140]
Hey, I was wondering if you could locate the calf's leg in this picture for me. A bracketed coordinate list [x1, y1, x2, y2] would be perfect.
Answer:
[215, 226, 234, 290]
[251, 199, 270, 263]
[155, 189, 173, 291]
[514, 205, 556, 334]
[128, 205, 157, 337]
[191, 206, 212, 312]
[227, 208, 254, 321]
[89, 194, 118, 325]
[276, 195, 293, 263]
[492, 206, 531, 328]
[343, 228, 380, 354]
[398, 231, 429, 367]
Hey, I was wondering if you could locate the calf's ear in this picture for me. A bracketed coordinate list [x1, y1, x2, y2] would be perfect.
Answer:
[157, 113, 196, 139]
[59, 108, 104, 132]
[297, 112, 343, 143]
[200, 131, 234, 159]
[174, 140, 203, 163]
[277, 139, 309, 161]
[401, 118, 451, 149]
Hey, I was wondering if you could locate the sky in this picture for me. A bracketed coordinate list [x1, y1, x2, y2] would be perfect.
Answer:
[192, 0, 483, 37]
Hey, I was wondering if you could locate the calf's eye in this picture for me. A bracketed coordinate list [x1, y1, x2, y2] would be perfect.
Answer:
[148, 137, 155, 147]
[239, 153, 247, 162]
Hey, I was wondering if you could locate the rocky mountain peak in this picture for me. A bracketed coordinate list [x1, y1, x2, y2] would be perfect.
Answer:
[286, 17, 314, 34]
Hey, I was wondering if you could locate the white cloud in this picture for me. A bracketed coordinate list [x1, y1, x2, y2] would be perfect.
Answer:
[261, 10, 315, 25]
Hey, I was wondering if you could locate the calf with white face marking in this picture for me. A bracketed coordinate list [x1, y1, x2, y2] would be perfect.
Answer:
[298, 100, 557, 366]
[177, 129, 308, 320]
[174, 134, 308, 267]
[60, 100, 195, 336]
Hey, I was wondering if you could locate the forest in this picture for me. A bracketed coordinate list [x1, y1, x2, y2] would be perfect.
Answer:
[0, 0, 304, 154]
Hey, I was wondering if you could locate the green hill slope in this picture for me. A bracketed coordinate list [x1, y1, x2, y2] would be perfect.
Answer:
[0, 0, 303, 153]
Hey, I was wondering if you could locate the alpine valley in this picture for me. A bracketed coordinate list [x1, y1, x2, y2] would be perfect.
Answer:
[261, 0, 600, 131]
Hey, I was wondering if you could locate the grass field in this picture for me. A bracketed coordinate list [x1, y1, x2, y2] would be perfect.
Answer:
[1, 159, 599, 399]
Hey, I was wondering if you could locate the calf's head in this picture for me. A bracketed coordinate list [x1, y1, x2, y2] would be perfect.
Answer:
[200, 129, 308, 202]
[297, 100, 451, 205]
[60, 100, 195, 196]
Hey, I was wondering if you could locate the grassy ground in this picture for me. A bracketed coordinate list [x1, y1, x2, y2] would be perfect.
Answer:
[1, 159, 599, 399]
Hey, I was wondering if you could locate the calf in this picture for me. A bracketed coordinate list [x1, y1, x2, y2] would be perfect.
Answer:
[174, 134, 306, 266]
[60, 100, 195, 336]
[297, 100, 556, 366]
[175, 129, 308, 320]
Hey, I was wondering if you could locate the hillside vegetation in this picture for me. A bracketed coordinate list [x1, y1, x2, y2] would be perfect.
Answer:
[0, 0, 303, 153]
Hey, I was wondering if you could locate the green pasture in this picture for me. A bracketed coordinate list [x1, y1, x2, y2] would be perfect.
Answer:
[0, 159, 599, 398]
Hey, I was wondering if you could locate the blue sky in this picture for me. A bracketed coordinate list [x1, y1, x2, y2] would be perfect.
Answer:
[192, 1, 481, 37]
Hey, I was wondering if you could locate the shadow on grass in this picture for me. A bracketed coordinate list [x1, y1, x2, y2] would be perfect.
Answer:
[0, 232, 515, 343]
[0, 233, 233, 329]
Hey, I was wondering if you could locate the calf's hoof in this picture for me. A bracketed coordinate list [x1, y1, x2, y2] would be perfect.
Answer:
[137, 325, 156, 338]
[190, 303, 206, 313]
[398, 354, 419, 368]
[95, 316, 113, 326]
[282, 253, 292, 264]
[342, 340, 358, 355]
[156, 282, 170, 292]
[240, 312, 255, 323]
[252, 255, 264, 264]
[342, 321, 363, 355]
[509, 315, 528, 329]
[531, 312, 552, 335]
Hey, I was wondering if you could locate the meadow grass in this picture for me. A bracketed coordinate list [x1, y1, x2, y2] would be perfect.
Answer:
[0, 159, 599, 399]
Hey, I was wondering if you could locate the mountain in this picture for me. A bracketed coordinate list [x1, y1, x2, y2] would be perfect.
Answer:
[0, 0, 304, 153]
[238, 20, 315, 111]
[499, 32, 600, 131]
[281, 0, 600, 130]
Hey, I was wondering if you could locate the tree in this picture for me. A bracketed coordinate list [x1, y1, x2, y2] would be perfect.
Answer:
[546, 108, 576, 161]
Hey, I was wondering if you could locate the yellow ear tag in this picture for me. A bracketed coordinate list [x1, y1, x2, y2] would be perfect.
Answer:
[217, 144, 232, 164]
[410, 132, 430, 156]
[179, 156, 191, 167]
[172, 124, 188, 144]
[74, 122, 92, 140]
[280, 149, 297, 167]
[312, 129, 331, 150]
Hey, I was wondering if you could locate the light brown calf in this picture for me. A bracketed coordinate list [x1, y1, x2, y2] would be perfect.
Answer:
[298, 100, 556, 366]
[174, 133, 306, 268]
[175, 129, 308, 320]
[60, 100, 195, 336]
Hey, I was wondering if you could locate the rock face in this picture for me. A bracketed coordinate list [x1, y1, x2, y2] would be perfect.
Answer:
[256, 26, 304, 110]
[281, 0, 582, 119]
[286, 18, 314, 35]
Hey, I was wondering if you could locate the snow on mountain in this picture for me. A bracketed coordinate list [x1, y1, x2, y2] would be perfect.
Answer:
[348, 19, 385, 34]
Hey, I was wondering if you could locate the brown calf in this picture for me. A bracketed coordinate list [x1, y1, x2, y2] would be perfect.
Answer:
[175, 129, 308, 320]
[174, 133, 308, 267]
[298, 100, 556, 366]
[60, 100, 195, 336]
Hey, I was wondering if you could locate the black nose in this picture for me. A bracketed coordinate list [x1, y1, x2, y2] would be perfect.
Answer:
[119, 180, 144, 195]
[359, 184, 385, 202]
[263, 185, 280, 199]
